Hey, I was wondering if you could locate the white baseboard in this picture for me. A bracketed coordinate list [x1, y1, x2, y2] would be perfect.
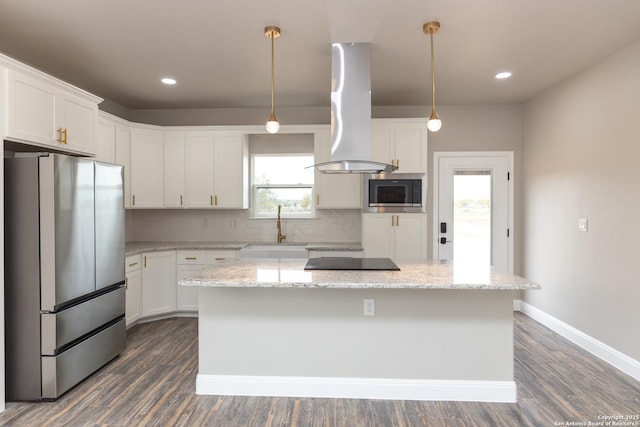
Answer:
[196, 374, 517, 403]
[517, 300, 640, 382]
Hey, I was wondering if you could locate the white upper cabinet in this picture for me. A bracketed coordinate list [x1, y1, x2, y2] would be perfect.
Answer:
[130, 126, 164, 208]
[96, 115, 116, 163]
[4, 67, 99, 155]
[313, 127, 362, 209]
[185, 131, 216, 208]
[185, 131, 247, 209]
[164, 131, 186, 208]
[214, 132, 248, 208]
[114, 122, 131, 208]
[371, 119, 428, 173]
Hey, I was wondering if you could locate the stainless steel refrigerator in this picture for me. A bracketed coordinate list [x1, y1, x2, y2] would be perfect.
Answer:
[4, 153, 126, 401]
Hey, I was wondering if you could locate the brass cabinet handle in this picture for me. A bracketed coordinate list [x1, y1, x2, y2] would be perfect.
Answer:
[396, 159, 399, 170]
[125, 277, 128, 289]
[57, 128, 63, 143]
[180, 195, 183, 206]
[214, 257, 225, 260]
[132, 195, 136, 206]
[128, 262, 138, 267]
[185, 257, 197, 260]
[144, 256, 147, 268]
[316, 195, 320, 205]
[391, 216, 395, 226]
[396, 215, 399, 226]
[210, 195, 213, 206]
[215, 195, 218, 206]
[62, 128, 67, 144]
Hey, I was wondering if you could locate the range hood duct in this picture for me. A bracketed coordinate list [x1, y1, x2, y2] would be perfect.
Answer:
[310, 43, 397, 174]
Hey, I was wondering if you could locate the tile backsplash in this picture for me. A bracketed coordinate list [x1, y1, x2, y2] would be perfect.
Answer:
[126, 209, 362, 243]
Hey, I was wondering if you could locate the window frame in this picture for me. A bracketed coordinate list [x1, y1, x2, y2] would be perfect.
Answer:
[250, 153, 315, 219]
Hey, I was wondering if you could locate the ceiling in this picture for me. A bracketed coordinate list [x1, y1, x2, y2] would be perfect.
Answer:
[1, 0, 640, 111]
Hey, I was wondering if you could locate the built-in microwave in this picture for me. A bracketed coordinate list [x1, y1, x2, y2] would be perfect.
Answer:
[363, 173, 426, 213]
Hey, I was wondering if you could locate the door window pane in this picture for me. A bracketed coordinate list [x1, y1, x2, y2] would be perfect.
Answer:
[453, 172, 491, 266]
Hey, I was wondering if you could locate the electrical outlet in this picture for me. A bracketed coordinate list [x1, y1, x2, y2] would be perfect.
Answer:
[363, 299, 375, 316]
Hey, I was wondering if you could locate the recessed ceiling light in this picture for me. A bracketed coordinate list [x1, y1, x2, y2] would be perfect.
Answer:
[495, 72, 512, 80]
[161, 77, 177, 85]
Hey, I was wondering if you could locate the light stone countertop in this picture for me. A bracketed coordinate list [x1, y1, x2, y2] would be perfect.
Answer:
[179, 258, 541, 290]
[125, 241, 362, 256]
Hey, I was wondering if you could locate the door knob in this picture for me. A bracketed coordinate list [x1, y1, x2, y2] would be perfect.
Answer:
[440, 237, 452, 245]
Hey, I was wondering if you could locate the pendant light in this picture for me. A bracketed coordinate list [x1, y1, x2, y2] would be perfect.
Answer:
[265, 26, 281, 134]
[423, 21, 442, 132]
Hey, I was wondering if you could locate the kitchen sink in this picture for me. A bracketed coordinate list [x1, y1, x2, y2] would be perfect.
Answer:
[239, 245, 308, 259]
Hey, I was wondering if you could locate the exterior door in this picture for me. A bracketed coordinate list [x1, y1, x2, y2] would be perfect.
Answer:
[433, 152, 513, 272]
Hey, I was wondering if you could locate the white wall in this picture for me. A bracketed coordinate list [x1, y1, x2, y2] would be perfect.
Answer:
[522, 40, 640, 360]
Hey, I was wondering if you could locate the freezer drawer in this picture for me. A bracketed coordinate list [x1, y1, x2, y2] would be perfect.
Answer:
[41, 286, 125, 355]
[41, 318, 126, 400]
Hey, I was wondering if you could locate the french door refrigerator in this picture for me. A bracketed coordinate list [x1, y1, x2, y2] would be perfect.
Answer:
[4, 153, 126, 401]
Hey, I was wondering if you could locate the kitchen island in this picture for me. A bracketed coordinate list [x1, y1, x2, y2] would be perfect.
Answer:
[180, 259, 539, 402]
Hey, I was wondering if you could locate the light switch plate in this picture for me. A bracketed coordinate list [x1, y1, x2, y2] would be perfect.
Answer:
[578, 218, 588, 232]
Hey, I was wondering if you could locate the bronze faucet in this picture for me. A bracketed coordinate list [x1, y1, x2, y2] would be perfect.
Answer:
[277, 204, 286, 243]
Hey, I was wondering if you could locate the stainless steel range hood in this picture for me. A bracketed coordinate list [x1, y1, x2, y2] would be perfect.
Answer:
[309, 43, 397, 174]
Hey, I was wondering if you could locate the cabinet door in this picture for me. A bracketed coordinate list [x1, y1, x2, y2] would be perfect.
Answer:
[176, 264, 202, 312]
[125, 268, 142, 327]
[394, 125, 427, 173]
[130, 127, 164, 208]
[115, 124, 131, 208]
[213, 132, 247, 208]
[362, 214, 395, 259]
[314, 128, 361, 209]
[6, 69, 57, 147]
[393, 214, 427, 261]
[96, 116, 116, 163]
[60, 93, 97, 155]
[185, 131, 215, 208]
[164, 132, 186, 208]
[370, 123, 394, 166]
[141, 251, 177, 317]
[371, 121, 428, 173]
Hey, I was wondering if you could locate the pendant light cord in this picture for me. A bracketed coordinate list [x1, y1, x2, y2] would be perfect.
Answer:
[430, 30, 436, 113]
[270, 30, 276, 116]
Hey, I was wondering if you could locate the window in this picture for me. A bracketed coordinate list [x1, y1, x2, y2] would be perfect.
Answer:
[252, 154, 314, 217]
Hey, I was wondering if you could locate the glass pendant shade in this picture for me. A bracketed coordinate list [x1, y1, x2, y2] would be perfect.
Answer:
[266, 111, 280, 134]
[427, 110, 442, 132]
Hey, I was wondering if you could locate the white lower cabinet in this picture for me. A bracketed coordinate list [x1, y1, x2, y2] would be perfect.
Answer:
[362, 213, 427, 261]
[141, 251, 177, 317]
[125, 255, 142, 327]
[176, 249, 239, 312]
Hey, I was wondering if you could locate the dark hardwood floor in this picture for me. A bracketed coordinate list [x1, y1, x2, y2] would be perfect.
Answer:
[1, 313, 638, 426]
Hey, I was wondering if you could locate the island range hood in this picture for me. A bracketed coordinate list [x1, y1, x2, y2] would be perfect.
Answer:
[309, 43, 397, 174]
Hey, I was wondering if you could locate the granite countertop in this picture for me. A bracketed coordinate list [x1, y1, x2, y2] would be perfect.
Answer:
[179, 258, 541, 291]
[125, 241, 362, 256]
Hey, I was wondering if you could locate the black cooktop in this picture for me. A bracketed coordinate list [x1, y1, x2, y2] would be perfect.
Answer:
[304, 257, 400, 271]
